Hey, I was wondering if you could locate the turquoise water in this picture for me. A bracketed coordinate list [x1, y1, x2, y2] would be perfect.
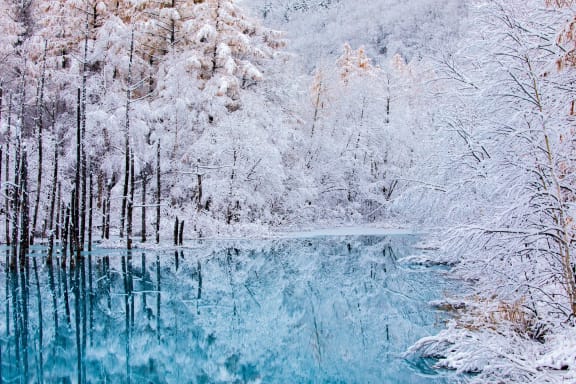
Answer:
[0, 235, 453, 383]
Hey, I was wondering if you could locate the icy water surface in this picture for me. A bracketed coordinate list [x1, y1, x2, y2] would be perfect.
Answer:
[0, 235, 453, 383]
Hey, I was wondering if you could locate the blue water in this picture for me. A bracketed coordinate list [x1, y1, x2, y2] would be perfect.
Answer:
[0, 235, 454, 383]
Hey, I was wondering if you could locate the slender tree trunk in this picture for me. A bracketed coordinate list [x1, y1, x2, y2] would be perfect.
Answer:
[88, 168, 93, 252]
[5, 95, 11, 247]
[10, 131, 21, 271]
[211, 0, 223, 76]
[105, 177, 113, 240]
[127, 149, 134, 250]
[18, 151, 30, 382]
[197, 173, 203, 211]
[156, 142, 160, 244]
[48, 143, 58, 241]
[32, 41, 48, 243]
[121, 30, 135, 239]
[75, 89, 81, 252]
[19, 151, 30, 270]
[141, 172, 147, 243]
[80, 1, 90, 258]
[56, 183, 61, 241]
[174, 217, 179, 246]
[178, 220, 184, 246]
[311, 77, 323, 138]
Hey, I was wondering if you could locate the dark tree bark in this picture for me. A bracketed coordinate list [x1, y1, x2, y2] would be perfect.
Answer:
[88, 167, 93, 252]
[5, 95, 11, 246]
[32, 41, 48, 243]
[174, 217, 179, 246]
[10, 129, 22, 271]
[127, 149, 134, 250]
[55, 183, 61, 241]
[156, 141, 161, 244]
[19, 151, 30, 271]
[120, 30, 135, 239]
[75, 89, 82, 252]
[141, 171, 147, 243]
[48, 143, 58, 240]
[197, 173, 203, 212]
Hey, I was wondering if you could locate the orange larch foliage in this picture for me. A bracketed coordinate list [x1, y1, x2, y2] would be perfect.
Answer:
[545, 0, 576, 114]
[336, 42, 377, 85]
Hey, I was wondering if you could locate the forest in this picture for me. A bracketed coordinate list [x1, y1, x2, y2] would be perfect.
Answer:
[0, 0, 575, 382]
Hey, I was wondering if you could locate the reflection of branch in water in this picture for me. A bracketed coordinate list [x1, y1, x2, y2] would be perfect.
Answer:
[307, 283, 322, 364]
[244, 284, 261, 309]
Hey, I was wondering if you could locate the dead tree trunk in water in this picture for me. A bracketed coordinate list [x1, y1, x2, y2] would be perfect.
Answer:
[32, 41, 48, 244]
[48, 142, 58, 243]
[19, 151, 30, 271]
[10, 130, 22, 271]
[5, 95, 11, 246]
[55, 183, 61, 240]
[156, 141, 160, 244]
[173, 217, 179, 246]
[103, 175, 114, 240]
[88, 167, 93, 252]
[75, 89, 82, 252]
[120, 29, 135, 240]
[141, 171, 147, 243]
[127, 149, 134, 250]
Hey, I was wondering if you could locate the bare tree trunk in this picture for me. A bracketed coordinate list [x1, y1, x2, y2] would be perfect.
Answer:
[104, 176, 113, 240]
[121, 30, 135, 239]
[32, 41, 48, 243]
[197, 173, 203, 211]
[127, 149, 134, 250]
[88, 168, 93, 252]
[156, 141, 161, 244]
[19, 151, 30, 271]
[173, 217, 179, 246]
[5, 95, 11, 247]
[55, 183, 61, 241]
[75, 89, 81, 252]
[79, 6, 90, 256]
[48, 143, 58, 240]
[211, 0, 223, 76]
[10, 130, 21, 272]
[141, 172, 147, 243]
[18, 151, 30, 382]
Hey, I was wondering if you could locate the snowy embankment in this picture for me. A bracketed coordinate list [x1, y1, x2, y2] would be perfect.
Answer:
[403, 231, 576, 384]
[406, 321, 576, 383]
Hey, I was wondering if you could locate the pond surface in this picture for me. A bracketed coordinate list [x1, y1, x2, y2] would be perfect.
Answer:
[0, 235, 453, 383]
